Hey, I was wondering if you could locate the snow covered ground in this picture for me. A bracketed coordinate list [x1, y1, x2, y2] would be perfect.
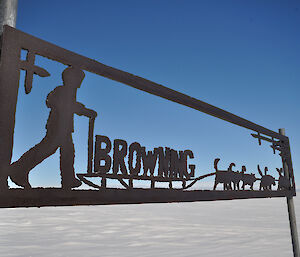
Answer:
[0, 197, 299, 257]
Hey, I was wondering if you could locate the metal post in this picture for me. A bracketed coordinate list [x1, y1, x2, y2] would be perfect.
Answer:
[0, 0, 17, 53]
[279, 128, 299, 257]
[0, 0, 18, 35]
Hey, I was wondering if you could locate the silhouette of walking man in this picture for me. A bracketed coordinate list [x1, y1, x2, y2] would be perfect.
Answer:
[10, 67, 97, 189]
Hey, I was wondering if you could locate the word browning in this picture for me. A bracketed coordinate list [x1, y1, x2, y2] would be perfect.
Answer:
[94, 135, 196, 179]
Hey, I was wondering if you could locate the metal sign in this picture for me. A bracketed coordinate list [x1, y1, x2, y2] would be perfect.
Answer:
[0, 25, 296, 208]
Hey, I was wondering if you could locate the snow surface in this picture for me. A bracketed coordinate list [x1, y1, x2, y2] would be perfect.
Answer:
[0, 197, 299, 257]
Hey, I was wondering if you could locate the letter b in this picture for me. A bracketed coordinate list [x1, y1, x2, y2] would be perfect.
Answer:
[94, 135, 112, 174]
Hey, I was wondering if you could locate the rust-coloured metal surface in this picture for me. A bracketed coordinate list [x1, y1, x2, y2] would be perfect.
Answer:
[0, 25, 296, 208]
[0, 188, 293, 208]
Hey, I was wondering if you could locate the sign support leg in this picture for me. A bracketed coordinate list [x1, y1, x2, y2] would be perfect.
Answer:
[0, 0, 18, 190]
[287, 197, 300, 257]
[279, 128, 299, 257]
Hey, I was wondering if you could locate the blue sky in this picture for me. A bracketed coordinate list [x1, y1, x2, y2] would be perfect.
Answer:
[10, 0, 300, 188]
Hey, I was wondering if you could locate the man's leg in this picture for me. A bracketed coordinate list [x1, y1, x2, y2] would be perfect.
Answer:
[60, 135, 81, 189]
[10, 134, 59, 188]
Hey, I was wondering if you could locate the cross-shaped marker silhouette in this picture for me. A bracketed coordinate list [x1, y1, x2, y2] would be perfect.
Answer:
[19, 50, 50, 94]
[251, 132, 262, 145]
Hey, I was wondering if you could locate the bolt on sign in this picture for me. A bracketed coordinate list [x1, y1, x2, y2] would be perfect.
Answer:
[0, 25, 296, 208]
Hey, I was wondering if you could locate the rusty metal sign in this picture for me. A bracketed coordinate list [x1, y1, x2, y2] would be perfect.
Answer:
[0, 25, 296, 208]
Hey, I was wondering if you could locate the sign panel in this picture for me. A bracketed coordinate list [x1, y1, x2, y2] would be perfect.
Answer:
[0, 26, 295, 208]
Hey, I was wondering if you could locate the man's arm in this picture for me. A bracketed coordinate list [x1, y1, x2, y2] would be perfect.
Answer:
[74, 102, 97, 119]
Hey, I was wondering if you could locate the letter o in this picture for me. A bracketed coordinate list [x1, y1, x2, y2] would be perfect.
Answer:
[128, 142, 142, 175]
